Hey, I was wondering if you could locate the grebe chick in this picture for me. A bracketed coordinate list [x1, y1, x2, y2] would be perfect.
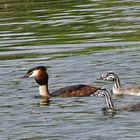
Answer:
[94, 89, 140, 113]
[97, 71, 140, 96]
[23, 66, 100, 98]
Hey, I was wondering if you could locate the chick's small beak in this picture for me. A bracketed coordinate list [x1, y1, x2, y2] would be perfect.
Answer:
[97, 75, 104, 80]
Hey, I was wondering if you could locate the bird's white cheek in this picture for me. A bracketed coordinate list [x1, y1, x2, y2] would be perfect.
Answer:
[29, 70, 39, 77]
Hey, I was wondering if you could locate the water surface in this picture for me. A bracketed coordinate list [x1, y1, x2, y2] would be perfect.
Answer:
[0, 0, 140, 140]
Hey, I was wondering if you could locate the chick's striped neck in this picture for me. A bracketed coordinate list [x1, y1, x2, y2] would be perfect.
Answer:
[104, 91, 114, 110]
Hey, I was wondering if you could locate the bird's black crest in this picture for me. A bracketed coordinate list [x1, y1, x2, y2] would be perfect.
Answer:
[27, 66, 47, 74]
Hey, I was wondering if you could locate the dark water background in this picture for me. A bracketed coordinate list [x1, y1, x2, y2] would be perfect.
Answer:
[0, 0, 140, 139]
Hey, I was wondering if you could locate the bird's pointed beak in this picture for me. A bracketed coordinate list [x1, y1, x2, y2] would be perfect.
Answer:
[20, 74, 29, 78]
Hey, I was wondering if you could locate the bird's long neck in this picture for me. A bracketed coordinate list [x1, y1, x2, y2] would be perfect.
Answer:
[39, 84, 50, 98]
[35, 72, 50, 98]
[113, 74, 121, 89]
[104, 91, 114, 110]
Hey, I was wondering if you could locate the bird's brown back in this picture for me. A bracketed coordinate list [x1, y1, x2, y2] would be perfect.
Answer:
[50, 84, 100, 97]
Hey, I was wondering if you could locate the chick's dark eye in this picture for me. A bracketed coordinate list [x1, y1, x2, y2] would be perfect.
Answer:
[110, 76, 114, 80]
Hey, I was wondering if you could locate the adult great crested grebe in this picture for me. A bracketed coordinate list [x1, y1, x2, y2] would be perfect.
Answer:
[97, 71, 140, 96]
[94, 88, 140, 114]
[23, 66, 100, 98]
